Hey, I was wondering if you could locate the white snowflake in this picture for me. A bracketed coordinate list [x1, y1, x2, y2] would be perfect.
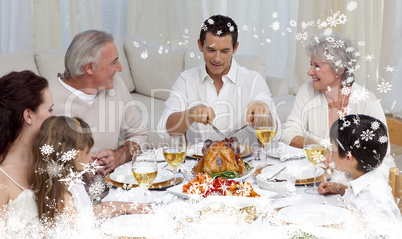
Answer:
[88, 181, 106, 198]
[346, 65, 360, 76]
[216, 30, 222, 35]
[242, 25, 249, 31]
[132, 41, 140, 47]
[326, 37, 335, 43]
[270, 20, 280, 32]
[289, 20, 297, 27]
[364, 54, 375, 61]
[347, 151, 352, 157]
[358, 41, 365, 46]
[189, 52, 194, 58]
[326, 14, 338, 27]
[379, 136, 388, 144]
[59, 169, 85, 191]
[361, 129, 375, 141]
[40, 144, 55, 156]
[347, 1, 358, 11]
[327, 86, 332, 92]
[141, 50, 148, 59]
[229, 26, 234, 32]
[341, 87, 352, 96]
[337, 14, 347, 24]
[272, 12, 278, 19]
[352, 115, 360, 126]
[345, 47, 354, 53]
[320, 138, 332, 149]
[46, 160, 62, 178]
[323, 28, 333, 36]
[384, 65, 397, 73]
[207, 18, 214, 25]
[333, 40, 345, 48]
[295, 33, 303, 41]
[371, 121, 380, 131]
[342, 120, 351, 128]
[81, 160, 104, 176]
[60, 149, 77, 163]
[311, 151, 325, 164]
[201, 24, 208, 31]
[377, 81, 392, 93]
[325, 52, 335, 61]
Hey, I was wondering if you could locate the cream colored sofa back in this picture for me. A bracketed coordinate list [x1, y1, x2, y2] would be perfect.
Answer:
[0, 35, 294, 146]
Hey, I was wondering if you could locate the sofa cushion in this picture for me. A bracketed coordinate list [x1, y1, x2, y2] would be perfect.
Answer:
[115, 38, 135, 92]
[124, 35, 186, 101]
[35, 49, 65, 82]
[184, 48, 267, 77]
[130, 92, 166, 147]
[0, 51, 39, 76]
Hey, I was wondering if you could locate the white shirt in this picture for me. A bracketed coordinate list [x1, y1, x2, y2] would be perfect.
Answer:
[342, 168, 402, 233]
[158, 58, 279, 145]
[281, 81, 395, 180]
[59, 77, 97, 105]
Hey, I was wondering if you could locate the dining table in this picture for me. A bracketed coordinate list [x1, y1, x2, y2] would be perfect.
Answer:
[100, 144, 373, 238]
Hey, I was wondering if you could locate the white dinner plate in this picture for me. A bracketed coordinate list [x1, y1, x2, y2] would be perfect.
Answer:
[167, 184, 277, 199]
[101, 214, 176, 237]
[188, 143, 245, 157]
[261, 162, 324, 181]
[110, 168, 173, 185]
[265, 147, 280, 158]
[277, 204, 352, 226]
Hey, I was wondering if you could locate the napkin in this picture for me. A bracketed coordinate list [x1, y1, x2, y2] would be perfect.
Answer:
[154, 148, 165, 162]
[277, 142, 305, 161]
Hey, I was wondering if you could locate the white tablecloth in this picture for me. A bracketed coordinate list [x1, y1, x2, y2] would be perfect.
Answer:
[100, 147, 387, 238]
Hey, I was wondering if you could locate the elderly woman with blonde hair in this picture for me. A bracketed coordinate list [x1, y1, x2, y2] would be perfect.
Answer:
[280, 32, 394, 179]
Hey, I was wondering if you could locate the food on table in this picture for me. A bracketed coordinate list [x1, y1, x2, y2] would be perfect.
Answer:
[193, 137, 247, 176]
[182, 173, 260, 198]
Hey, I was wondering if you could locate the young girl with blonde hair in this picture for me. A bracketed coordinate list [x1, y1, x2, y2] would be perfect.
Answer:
[31, 116, 150, 232]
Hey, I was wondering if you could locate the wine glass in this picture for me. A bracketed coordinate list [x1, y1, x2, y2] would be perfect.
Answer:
[253, 113, 277, 162]
[162, 133, 187, 186]
[132, 150, 158, 196]
[303, 131, 327, 194]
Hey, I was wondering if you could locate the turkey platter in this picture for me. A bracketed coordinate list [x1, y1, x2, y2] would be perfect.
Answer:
[193, 137, 247, 176]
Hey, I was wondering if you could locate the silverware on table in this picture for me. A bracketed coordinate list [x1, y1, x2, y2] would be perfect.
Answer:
[227, 124, 248, 138]
[211, 124, 227, 139]
[265, 166, 286, 181]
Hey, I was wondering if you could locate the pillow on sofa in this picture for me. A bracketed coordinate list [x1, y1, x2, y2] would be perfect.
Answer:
[114, 38, 135, 92]
[35, 49, 65, 82]
[124, 35, 186, 101]
[0, 51, 39, 77]
[184, 48, 267, 77]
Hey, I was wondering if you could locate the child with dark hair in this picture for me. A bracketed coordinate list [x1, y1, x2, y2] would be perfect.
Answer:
[318, 114, 401, 232]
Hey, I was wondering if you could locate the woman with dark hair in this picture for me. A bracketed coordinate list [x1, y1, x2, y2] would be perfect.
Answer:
[0, 70, 53, 235]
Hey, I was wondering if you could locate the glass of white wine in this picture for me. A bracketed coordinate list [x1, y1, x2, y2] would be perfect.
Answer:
[303, 131, 327, 194]
[132, 150, 158, 196]
[254, 113, 277, 162]
[162, 133, 187, 186]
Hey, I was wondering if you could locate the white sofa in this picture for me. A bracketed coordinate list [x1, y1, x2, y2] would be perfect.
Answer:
[0, 35, 295, 146]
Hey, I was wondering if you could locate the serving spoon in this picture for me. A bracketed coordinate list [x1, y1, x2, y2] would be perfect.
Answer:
[265, 166, 286, 181]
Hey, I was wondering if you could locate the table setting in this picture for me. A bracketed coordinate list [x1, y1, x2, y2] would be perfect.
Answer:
[99, 119, 369, 238]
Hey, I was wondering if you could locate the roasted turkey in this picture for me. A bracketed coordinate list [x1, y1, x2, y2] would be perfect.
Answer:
[193, 137, 247, 175]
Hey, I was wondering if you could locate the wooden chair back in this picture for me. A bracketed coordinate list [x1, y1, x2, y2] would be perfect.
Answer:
[386, 117, 402, 146]
[389, 167, 402, 214]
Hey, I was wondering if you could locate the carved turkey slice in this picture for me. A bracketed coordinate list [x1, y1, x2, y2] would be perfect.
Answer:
[193, 137, 247, 175]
